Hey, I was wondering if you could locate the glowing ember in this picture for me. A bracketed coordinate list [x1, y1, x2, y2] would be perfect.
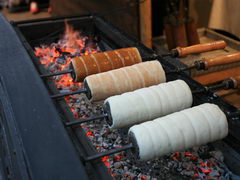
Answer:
[86, 131, 94, 137]
[194, 173, 199, 177]
[114, 154, 124, 161]
[104, 161, 111, 167]
[102, 156, 110, 162]
[172, 152, 180, 161]
[35, 21, 235, 180]
[110, 173, 117, 177]
[185, 152, 192, 157]
[102, 156, 111, 167]
[168, 149, 232, 179]
[35, 21, 100, 91]
[62, 21, 84, 51]
[190, 156, 198, 161]
[200, 167, 212, 174]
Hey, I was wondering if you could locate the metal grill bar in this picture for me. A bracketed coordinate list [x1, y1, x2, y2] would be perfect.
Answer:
[166, 64, 198, 74]
[40, 69, 73, 78]
[227, 111, 240, 118]
[65, 114, 108, 127]
[208, 82, 230, 92]
[84, 143, 133, 162]
[192, 78, 235, 94]
[50, 88, 87, 99]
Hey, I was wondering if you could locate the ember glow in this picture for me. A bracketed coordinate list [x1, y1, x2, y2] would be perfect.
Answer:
[170, 149, 230, 179]
[35, 22, 234, 179]
[86, 130, 94, 137]
[102, 156, 111, 167]
[35, 21, 100, 90]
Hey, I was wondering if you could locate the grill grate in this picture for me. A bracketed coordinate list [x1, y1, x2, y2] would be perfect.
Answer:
[0, 13, 239, 179]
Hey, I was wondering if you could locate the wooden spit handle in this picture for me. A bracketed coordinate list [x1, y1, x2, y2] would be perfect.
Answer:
[175, 40, 226, 57]
[202, 52, 240, 69]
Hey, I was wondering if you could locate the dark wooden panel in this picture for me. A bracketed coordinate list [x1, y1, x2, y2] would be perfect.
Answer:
[50, 0, 139, 38]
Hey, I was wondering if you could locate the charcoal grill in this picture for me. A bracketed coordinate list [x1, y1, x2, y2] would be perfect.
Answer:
[0, 13, 240, 179]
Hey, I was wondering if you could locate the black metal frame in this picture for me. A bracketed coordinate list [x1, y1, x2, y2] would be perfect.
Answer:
[0, 13, 239, 179]
[0, 76, 30, 180]
[12, 14, 113, 180]
[0, 14, 91, 180]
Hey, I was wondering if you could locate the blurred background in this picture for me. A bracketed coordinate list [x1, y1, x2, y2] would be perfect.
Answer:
[1, 0, 239, 43]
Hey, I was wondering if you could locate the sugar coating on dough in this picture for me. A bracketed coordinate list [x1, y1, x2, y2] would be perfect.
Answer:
[129, 103, 228, 161]
[105, 80, 193, 129]
[85, 60, 166, 102]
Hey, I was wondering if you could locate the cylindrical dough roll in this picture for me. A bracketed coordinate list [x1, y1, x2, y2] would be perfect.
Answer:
[84, 60, 166, 102]
[129, 103, 228, 161]
[71, 47, 142, 82]
[104, 80, 192, 129]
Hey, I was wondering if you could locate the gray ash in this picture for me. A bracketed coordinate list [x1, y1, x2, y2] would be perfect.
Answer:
[34, 24, 238, 179]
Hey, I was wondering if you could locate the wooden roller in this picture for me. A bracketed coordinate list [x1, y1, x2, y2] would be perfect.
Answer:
[41, 41, 228, 81]
[104, 80, 193, 129]
[172, 40, 226, 57]
[71, 47, 142, 82]
[129, 103, 228, 161]
[84, 61, 166, 102]
[51, 52, 240, 101]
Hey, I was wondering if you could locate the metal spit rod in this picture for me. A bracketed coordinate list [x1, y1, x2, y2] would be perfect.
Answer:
[226, 111, 240, 118]
[51, 77, 236, 101]
[191, 78, 236, 94]
[84, 143, 133, 162]
[41, 50, 240, 81]
[39, 57, 204, 78]
[65, 114, 108, 127]
[40, 55, 163, 79]
[48, 60, 205, 99]
[61, 78, 238, 128]
[82, 110, 240, 163]
[40, 69, 73, 78]
[50, 88, 87, 99]
[40, 40, 227, 78]
[82, 111, 239, 163]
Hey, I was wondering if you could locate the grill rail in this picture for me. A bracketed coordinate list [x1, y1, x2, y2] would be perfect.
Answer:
[0, 13, 238, 179]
